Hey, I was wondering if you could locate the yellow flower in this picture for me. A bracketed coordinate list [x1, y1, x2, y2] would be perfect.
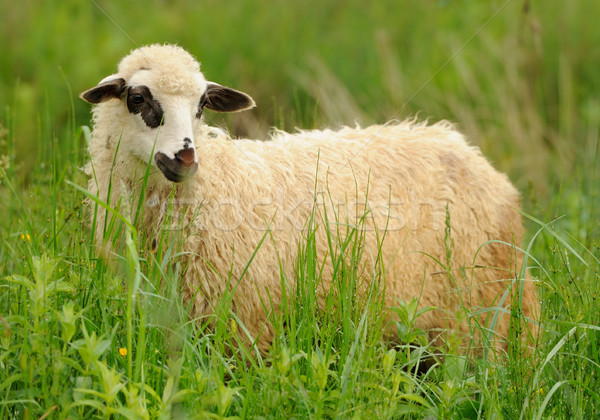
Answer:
[19, 233, 31, 242]
[230, 318, 237, 335]
[119, 348, 128, 357]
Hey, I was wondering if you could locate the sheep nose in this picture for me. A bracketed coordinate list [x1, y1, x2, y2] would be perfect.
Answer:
[175, 148, 196, 167]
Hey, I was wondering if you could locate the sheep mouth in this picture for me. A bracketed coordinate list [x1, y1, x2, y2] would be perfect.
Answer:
[155, 152, 198, 182]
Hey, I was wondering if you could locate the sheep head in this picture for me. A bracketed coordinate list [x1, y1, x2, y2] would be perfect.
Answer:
[80, 44, 255, 182]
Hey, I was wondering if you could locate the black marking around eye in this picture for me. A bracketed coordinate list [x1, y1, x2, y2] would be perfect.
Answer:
[127, 85, 164, 128]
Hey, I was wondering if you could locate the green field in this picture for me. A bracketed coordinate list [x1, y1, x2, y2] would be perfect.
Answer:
[1, 1, 599, 418]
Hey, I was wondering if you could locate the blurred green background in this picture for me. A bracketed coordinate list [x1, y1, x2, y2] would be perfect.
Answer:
[0, 0, 598, 234]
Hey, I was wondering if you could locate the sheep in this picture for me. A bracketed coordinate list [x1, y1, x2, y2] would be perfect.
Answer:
[80, 44, 538, 354]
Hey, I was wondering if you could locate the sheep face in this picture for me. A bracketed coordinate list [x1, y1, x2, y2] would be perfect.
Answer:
[80, 66, 255, 183]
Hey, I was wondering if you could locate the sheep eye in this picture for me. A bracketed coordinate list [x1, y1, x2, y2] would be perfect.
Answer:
[130, 94, 144, 104]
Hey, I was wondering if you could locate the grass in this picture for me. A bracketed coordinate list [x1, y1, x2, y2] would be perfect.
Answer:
[1, 0, 600, 418]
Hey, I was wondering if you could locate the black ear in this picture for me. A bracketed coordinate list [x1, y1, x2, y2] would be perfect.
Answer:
[80, 78, 126, 104]
[202, 82, 256, 113]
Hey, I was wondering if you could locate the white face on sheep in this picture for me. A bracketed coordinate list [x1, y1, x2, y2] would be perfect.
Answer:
[80, 68, 255, 182]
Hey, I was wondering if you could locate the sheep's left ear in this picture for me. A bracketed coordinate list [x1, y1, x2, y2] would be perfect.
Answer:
[80, 77, 126, 104]
[202, 82, 255, 113]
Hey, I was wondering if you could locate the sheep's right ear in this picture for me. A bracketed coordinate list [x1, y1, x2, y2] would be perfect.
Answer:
[80, 77, 126, 104]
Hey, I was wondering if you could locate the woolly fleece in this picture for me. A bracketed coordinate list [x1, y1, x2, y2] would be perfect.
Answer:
[83, 44, 538, 352]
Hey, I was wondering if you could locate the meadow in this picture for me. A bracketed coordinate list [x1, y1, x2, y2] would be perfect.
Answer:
[1, 0, 599, 418]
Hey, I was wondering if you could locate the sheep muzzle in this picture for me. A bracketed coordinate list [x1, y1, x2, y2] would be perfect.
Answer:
[155, 151, 198, 182]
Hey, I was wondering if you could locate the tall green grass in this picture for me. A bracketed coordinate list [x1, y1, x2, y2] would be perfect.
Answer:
[1, 0, 599, 418]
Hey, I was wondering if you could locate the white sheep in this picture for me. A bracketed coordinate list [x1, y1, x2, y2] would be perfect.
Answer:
[80, 44, 538, 353]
